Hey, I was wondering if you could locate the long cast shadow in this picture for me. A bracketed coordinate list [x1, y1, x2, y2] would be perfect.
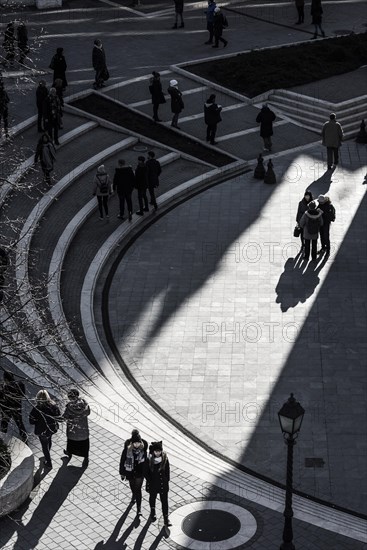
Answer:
[93, 503, 139, 550]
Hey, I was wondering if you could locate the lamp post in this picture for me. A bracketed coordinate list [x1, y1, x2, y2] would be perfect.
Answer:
[278, 393, 305, 550]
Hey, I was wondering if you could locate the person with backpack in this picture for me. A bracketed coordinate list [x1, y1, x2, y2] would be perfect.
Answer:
[17, 22, 29, 64]
[212, 7, 228, 48]
[34, 133, 56, 185]
[299, 200, 323, 261]
[149, 71, 166, 122]
[0, 80, 10, 139]
[145, 441, 172, 527]
[93, 164, 112, 220]
[113, 158, 135, 221]
[204, 93, 222, 145]
[167, 79, 184, 129]
[146, 151, 161, 211]
[317, 195, 335, 255]
[296, 190, 314, 249]
[29, 389, 61, 468]
[49, 47, 67, 90]
[135, 156, 149, 216]
[0, 371, 27, 441]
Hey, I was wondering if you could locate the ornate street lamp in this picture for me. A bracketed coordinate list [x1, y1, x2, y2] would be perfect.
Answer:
[278, 393, 305, 550]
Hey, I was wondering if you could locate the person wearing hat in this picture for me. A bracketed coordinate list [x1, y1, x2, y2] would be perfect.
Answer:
[167, 80, 184, 129]
[120, 429, 148, 516]
[145, 441, 171, 526]
[296, 190, 314, 249]
[256, 104, 276, 152]
[299, 200, 323, 261]
[149, 71, 166, 122]
[321, 113, 344, 170]
[93, 164, 112, 219]
[204, 94, 222, 145]
[212, 7, 228, 48]
[317, 195, 335, 255]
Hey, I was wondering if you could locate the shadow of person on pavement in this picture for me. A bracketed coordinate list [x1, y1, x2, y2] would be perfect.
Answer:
[11, 457, 85, 550]
[275, 253, 329, 312]
[133, 517, 153, 549]
[148, 526, 169, 550]
[306, 167, 335, 197]
[93, 502, 140, 550]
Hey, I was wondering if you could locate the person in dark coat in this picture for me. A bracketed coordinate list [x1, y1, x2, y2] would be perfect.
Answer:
[135, 156, 149, 216]
[92, 39, 108, 90]
[35, 133, 56, 185]
[256, 104, 276, 152]
[295, 0, 305, 24]
[172, 0, 184, 28]
[145, 441, 171, 526]
[17, 22, 28, 64]
[311, 0, 325, 38]
[120, 429, 148, 516]
[0, 80, 10, 139]
[0, 371, 27, 440]
[2, 22, 15, 68]
[29, 389, 61, 469]
[43, 87, 62, 145]
[113, 158, 135, 221]
[167, 79, 184, 129]
[317, 194, 335, 255]
[146, 151, 161, 211]
[299, 200, 323, 261]
[204, 0, 216, 44]
[63, 389, 90, 468]
[36, 80, 48, 133]
[49, 47, 67, 89]
[204, 93, 222, 145]
[296, 190, 313, 249]
[149, 71, 166, 122]
[212, 7, 228, 48]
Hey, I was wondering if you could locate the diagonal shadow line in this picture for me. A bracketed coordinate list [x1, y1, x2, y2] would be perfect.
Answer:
[93, 502, 135, 549]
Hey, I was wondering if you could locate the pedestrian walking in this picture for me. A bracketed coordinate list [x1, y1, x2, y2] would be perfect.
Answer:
[294, 0, 305, 24]
[34, 133, 56, 185]
[92, 39, 109, 90]
[0, 80, 10, 139]
[321, 113, 344, 170]
[145, 441, 172, 527]
[299, 200, 323, 261]
[135, 156, 149, 216]
[167, 79, 184, 129]
[2, 22, 15, 68]
[149, 71, 166, 122]
[120, 429, 148, 516]
[36, 80, 48, 133]
[0, 371, 27, 441]
[256, 104, 276, 152]
[29, 390, 61, 469]
[49, 47, 67, 89]
[43, 87, 62, 145]
[204, 0, 217, 44]
[17, 22, 29, 64]
[317, 195, 335, 255]
[204, 93, 222, 144]
[113, 158, 135, 221]
[146, 151, 161, 211]
[93, 164, 112, 220]
[63, 389, 90, 468]
[296, 190, 314, 249]
[311, 0, 325, 38]
[212, 7, 228, 48]
[172, 0, 184, 28]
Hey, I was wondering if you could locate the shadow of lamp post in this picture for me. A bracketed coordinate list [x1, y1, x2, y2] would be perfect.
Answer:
[278, 393, 305, 550]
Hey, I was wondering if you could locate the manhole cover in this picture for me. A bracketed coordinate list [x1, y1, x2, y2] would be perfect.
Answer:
[182, 510, 241, 542]
[133, 144, 148, 152]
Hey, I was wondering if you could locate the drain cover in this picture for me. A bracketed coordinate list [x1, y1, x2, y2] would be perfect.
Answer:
[182, 510, 241, 542]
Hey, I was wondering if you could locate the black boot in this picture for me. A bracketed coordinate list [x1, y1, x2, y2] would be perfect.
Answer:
[164, 515, 172, 526]
[150, 508, 157, 521]
[136, 506, 142, 516]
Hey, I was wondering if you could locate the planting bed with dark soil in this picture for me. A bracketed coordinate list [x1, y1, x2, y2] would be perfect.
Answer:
[70, 94, 236, 167]
[186, 33, 367, 98]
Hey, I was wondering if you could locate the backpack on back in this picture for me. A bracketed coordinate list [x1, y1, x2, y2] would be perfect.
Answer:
[307, 215, 320, 234]
[98, 175, 109, 194]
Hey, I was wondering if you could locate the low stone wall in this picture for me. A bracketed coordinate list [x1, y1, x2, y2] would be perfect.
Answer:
[0, 435, 34, 517]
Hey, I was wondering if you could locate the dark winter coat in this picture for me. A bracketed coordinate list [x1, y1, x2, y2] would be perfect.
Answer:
[206, 1, 216, 23]
[0, 89, 9, 114]
[92, 45, 107, 72]
[36, 85, 48, 111]
[318, 201, 335, 224]
[174, 0, 184, 13]
[63, 398, 90, 441]
[149, 77, 166, 105]
[50, 54, 67, 87]
[93, 171, 111, 196]
[146, 158, 162, 188]
[145, 453, 170, 494]
[135, 164, 148, 190]
[17, 24, 28, 47]
[29, 402, 61, 437]
[213, 12, 226, 35]
[296, 198, 313, 223]
[113, 166, 135, 195]
[0, 380, 25, 412]
[167, 86, 184, 114]
[256, 106, 276, 137]
[300, 208, 323, 240]
[119, 440, 148, 479]
[204, 101, 222, 126]
[43, 93, 62, 123]
[35, 141, 56, 173]
[311, 0, 323, 23]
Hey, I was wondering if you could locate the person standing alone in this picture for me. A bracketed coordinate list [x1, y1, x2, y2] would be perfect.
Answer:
[321, 113, 343, 170]
[204, 94, 222, 145]
[256, 104, 276, 152]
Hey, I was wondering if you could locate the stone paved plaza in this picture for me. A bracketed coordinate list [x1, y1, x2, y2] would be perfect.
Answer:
[0, 0, 367, 548]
